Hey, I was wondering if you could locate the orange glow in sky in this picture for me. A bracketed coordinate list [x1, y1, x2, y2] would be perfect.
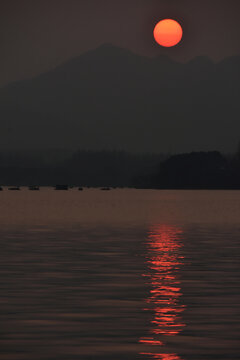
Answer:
[153, 19, 183, 47]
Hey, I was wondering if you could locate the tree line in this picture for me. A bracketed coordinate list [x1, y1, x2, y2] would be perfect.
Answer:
[1, 149, 240, 189]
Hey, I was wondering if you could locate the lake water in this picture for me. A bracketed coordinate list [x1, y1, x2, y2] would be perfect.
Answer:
[0, 189, 239, 359]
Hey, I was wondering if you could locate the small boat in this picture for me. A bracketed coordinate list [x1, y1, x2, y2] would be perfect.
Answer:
[101, 187, 111, 191]
[78, 187, 84, 191]
[29, 186, 40, 191]
[8, 187, 20, 191]
[55, 185, 68, 190]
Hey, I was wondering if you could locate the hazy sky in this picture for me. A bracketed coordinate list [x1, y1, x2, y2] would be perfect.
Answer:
[1, 0, 240, 87]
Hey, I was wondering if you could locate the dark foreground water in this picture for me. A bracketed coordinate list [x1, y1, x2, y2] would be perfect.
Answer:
[0, 189, 239, 359]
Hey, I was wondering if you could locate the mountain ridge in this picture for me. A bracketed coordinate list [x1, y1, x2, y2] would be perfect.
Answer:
[3, 44, 239, 91]
[0, 44, 239, 153]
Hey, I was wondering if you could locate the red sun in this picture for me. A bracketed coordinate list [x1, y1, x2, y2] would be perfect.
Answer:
[154, 19, 183, 47]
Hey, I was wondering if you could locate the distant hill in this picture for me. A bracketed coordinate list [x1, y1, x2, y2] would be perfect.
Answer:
[134, 151, 240, 190]
[0, 44, 240, 153]
[0, 149, 163, 187]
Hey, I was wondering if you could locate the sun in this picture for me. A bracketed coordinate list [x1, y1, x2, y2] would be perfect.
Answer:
[153, 19, 183, 48]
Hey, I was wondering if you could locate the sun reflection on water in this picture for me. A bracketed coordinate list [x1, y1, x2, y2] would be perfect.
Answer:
[141, 353, 183, 360]
[139, 225, 185, 360]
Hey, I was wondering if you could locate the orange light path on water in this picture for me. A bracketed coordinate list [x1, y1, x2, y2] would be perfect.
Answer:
[141, 353, 182, 360]
[139, 225, 185, 360]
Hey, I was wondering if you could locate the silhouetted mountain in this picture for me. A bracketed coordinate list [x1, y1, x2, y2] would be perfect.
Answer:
[0, 45, 240, 153]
